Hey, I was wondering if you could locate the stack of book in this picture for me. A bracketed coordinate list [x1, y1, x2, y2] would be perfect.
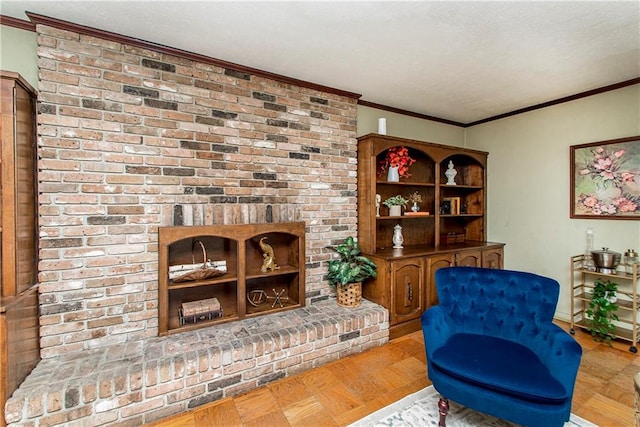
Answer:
[179, 297, 223, 324]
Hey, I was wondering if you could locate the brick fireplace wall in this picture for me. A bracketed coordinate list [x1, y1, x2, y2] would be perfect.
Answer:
[35, 23, 360, 359]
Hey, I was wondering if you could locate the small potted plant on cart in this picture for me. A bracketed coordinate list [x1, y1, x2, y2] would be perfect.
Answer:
[585, 278, 619, 346]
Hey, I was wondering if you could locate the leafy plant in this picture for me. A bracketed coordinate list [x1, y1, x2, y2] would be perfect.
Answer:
[408, 191, 422, 204]
[383, 195, 409, 207]
[326, 236, 377, 287]
[585, 278, 619, 345]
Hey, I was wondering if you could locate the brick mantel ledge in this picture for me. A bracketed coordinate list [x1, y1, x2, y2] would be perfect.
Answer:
[6, 300, 389, 426]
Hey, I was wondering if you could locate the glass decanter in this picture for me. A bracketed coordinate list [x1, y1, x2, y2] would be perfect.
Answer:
[583, 228, 596, 271]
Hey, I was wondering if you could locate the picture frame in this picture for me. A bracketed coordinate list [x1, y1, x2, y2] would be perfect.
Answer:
[570, 136, 640, 219]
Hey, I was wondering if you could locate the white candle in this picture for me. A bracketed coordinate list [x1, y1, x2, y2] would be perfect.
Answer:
[378, 118, 387, 135]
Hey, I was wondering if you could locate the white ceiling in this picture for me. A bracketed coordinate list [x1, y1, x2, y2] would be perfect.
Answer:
[2, 1, 639, 124]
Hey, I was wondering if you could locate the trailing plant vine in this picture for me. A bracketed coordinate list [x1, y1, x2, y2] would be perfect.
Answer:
[585, 278, 619, 345]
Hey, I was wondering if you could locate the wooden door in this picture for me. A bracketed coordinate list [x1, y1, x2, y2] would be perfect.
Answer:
[390, 258, 424, 325]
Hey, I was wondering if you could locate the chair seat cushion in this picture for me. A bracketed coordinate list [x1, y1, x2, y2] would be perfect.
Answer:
[431, 333, 568, 404]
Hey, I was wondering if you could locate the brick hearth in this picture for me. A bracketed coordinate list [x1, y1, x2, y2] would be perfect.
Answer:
[6, 300, 388, 426]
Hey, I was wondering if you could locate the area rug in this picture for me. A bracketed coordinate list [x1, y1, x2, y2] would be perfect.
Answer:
[349, 386, 598, 427]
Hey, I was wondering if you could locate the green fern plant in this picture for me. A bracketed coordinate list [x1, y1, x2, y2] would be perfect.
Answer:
[326, 236, 377, 287]
[585, 278, 619, 345]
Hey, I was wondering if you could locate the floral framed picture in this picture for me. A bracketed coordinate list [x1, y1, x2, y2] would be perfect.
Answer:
[570, 136, 640, 219]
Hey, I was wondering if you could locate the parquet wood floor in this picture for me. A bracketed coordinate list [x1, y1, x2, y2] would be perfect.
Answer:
[148, 321, 638, 427]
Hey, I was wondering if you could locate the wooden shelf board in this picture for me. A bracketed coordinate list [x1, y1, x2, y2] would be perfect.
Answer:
[246, 265, 299, 280]
[246, 302, 302, 317]
[376, 181, 435, 187]
[169, 276, 238, 290]
[572, 319, 638, 343]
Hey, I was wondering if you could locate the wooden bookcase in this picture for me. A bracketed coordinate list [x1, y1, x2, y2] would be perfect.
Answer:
[357, 133, 504, 338]
[1, 71, 40, 427]
[158, 222, 305, 335]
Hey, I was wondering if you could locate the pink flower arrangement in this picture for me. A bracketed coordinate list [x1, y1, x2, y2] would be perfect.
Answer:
[377, 146, 416, 179]
[578, 146, 631, 188]
[577, 194, 638, 215]
[575, 144, 640, 216]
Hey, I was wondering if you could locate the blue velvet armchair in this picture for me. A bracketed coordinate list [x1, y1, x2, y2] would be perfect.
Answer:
[422, 267, 582, 427]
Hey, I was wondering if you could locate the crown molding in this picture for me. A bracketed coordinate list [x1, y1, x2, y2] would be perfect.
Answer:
[465, 77, 640, 127]
[0, 15, 35, 31]
[357, 100, 465, 127]
[3, 14, 638, 127]
[22, 12, 362, 100]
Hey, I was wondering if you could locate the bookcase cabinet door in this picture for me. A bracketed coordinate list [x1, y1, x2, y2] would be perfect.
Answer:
[390, 258, 424, 325]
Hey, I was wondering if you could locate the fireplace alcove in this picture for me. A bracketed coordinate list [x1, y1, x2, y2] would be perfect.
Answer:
[158, 222, 306, 335]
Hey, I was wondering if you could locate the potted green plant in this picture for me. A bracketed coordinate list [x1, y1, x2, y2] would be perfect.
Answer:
[586, 278, 619, 345]
[383, 195, 409, 216]
[326, 236, 377, 308]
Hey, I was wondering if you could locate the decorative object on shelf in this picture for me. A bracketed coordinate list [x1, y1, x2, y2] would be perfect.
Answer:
[247, 289, 268, 306]
[440, 232, 465, 245]
[326, 236, 377, 308]
[408, 191, 422, 212]
[571, 136, 640, 219]
[247, 288, 289, 308]
[445, 160, 457, 185]
[591, 247, 621, 274]
[392, 224, 404, 249]
[259, 237, 280, 272]
[624, 249, 638, 275]
[387, 166, 400, 182]
[179, 297, 223, 324]
[383, 195, 408, 217]
[586, 278, 619, 345]
[378, 118, 387, 135]
[375, 193, 381, 217]
[583, 228, 596, 271]
[169, 240, 227, 282]
[441, 197, 460, 215]
[439, 200, 451, 215]
[377, 146, 416, 180]
[269, 288, 288, 308]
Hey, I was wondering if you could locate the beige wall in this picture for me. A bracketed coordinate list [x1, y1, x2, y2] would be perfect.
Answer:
[5, 22, 640, 322]
[466, 84, 640, 319]
[0, 25, 38, 87]
[357, 105, 465, 146]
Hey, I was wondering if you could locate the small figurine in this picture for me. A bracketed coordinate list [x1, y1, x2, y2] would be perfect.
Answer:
[375, 194, 381, 217]
[445, 160, 457, 185]
[259, 237, 280, 272]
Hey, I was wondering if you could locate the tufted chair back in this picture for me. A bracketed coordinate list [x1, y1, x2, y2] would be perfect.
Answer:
[435, 266, 560, 356]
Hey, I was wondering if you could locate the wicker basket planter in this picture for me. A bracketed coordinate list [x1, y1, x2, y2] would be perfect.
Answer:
[336, 282, 362, 308]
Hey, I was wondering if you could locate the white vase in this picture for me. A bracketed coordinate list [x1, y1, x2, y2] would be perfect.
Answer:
[389, 205, 401, 216]
[387, 166, 400, 182]
[392, 224, 404, 249]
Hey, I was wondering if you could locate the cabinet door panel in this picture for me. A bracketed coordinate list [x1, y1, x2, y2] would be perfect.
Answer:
[482, 248, 503, 269]
[391, 258, 424, 324]
[457, 250, 481, 267]
[426, 254, 455, 308]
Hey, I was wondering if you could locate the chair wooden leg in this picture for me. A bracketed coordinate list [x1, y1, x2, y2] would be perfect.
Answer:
[438, 396, 449, 427]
